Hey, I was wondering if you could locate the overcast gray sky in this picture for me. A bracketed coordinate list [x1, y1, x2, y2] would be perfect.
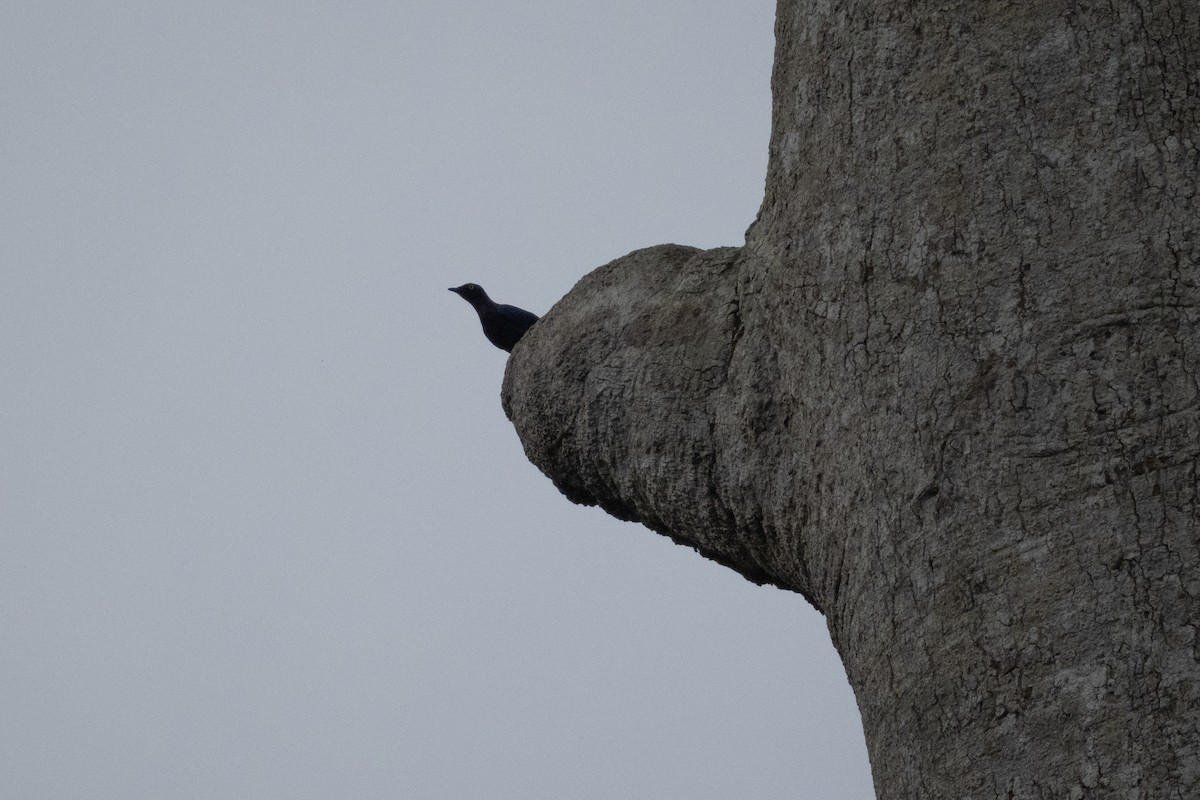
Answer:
[2, 2, 874, 798]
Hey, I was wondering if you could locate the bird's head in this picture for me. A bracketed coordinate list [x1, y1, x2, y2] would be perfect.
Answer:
[448, 283, 490, 305]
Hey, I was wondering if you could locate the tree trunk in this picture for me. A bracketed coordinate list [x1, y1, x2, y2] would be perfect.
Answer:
[502, 1, 1200, 797]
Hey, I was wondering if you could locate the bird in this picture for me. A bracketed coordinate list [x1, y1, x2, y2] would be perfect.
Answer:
[449, 283, 540, 353]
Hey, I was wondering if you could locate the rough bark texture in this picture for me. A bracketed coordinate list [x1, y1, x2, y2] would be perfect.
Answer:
[502, 1, 1200, 797]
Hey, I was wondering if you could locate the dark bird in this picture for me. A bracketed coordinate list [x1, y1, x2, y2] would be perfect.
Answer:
[449, 283, 540, 353]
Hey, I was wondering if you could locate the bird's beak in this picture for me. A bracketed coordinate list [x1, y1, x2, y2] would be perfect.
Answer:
[448, 286, 462, 295]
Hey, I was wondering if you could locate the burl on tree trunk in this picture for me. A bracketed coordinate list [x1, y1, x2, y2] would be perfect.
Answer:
[502, 1, 1200, 797]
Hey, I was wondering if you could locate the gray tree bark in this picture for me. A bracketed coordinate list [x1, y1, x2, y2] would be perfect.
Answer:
[502, 1, 1200, 797]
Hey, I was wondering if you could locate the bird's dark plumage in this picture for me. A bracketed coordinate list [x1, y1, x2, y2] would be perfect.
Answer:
[449, 283, 540, 353]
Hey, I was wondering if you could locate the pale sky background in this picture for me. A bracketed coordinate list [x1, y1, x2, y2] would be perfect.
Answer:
[2, 2, 875, 798]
